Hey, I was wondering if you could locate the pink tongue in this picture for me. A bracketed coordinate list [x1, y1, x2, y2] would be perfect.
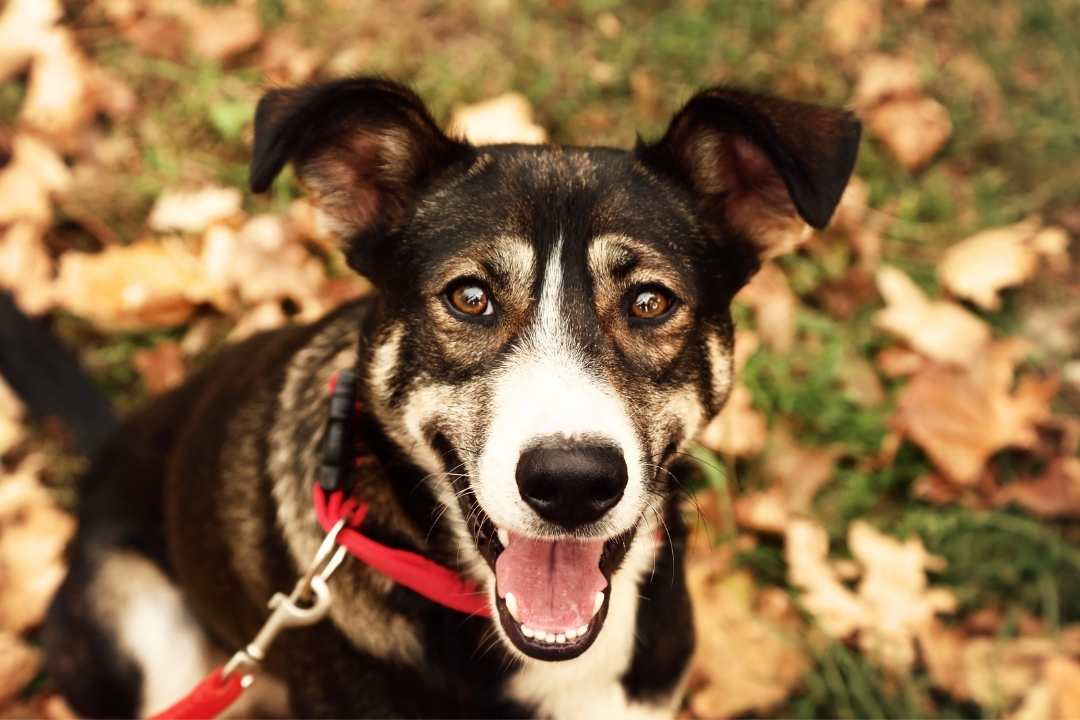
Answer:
[495, 531, 606, 633]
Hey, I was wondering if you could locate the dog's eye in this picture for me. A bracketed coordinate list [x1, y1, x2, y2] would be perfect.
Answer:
[446, 282, 494, 318]
[628, 286, 674, 321]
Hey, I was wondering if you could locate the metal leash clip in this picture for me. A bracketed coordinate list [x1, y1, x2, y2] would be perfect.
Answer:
[222, 519, 349, 682]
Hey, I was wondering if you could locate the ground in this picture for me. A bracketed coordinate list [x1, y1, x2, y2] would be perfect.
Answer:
[0, 0, 1078, 718]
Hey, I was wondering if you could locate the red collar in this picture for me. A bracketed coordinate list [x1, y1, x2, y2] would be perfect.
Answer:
[314, 372, 490, 618]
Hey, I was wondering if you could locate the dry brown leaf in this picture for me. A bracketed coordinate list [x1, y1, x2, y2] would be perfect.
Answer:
[874, 265, 991, 366]
[699, 384, 768, 458]
[993, 457, 1080, 519]
[892, 340, 1058, 484]
[787, 519, 954, 674]
[918, 621, 1069, 710]
[785, 518, 868, 638]
[133, 341, 187, 396]
[849, 521, 955, 673]
[259, 28, 323, 84]
[148, 186, 243, 234]
[765, 427, 838, 513]
[733, 488, 788, 534]
[0, 222, 54, 315]
[0, 454, 75, 633]
[0, 134, 72, 226]
[864, 95, 952, 171]
[201, 216, 328, 315]
[686, 568, 807, 718]
[1045, 656, 1080, 720]
[875, 345, 927, 377]
[1030, 226, 1071, 273]
[840, 350, 886, 406]
[832, 175, 870, 233]
[0, 376, 25, 459]
[186, 2, 262, 61]
[940, 220, 1042, 310]
[0, 0, 61, 83]
[54, 239, 227, 331]
[0, 631, 41, 706]
[448, 93, 547, 145]
[736, 263, 797, 351]
[853, 55, 922, 108]
[855, 55, 952, 170]
[823, 0, 881, 56]
[20, 28, 95, 144]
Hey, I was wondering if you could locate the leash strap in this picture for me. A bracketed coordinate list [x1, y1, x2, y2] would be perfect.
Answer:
[312, 483, 491, 617]
[147, 668, 246, 720]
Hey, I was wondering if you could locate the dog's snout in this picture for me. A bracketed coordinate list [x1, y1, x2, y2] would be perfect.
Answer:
[515, 441, 627, 530]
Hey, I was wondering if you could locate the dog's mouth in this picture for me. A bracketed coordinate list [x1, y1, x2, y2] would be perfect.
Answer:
[457, 489, 634, 661]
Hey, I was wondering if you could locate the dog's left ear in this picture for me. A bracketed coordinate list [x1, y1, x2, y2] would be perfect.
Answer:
[637, 87, 860, 261]
[249, 77, 473, 271]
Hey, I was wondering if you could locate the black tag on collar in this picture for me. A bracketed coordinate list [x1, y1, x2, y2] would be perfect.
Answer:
[318, 369, 359, 493]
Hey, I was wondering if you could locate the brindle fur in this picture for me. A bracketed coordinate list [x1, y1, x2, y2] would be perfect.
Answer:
[44, 77, 858, 718]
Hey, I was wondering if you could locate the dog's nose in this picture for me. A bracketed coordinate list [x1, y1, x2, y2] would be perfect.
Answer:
[515, 441, 627, 530]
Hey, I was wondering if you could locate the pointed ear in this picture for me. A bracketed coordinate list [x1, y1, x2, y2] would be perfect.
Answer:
[250, 78, 474, 268]
[636, 87, 861, 260]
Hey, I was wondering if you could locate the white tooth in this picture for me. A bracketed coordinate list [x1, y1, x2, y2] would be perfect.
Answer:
[521, 625, 534, 639]
[497, 528, 510, 547]
[593, 591, 605, 616]
[556, 634, 566, 644]
[505, 592, 520, 621]
[565, 627, 578, 639]
[577, 625, 589, 636]
[545, 632, 556, 643]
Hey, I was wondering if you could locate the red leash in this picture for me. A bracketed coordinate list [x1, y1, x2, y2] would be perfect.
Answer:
[150, 370, 489, 719]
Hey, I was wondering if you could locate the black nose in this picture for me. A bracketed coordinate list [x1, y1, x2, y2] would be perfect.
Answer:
[515, 441, 627, 530]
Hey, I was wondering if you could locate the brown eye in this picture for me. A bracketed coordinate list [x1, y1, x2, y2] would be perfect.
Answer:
[629, 287, 673, 320]
[447, 283, 494, 317]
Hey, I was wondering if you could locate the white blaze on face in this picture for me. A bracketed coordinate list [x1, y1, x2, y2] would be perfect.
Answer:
[476, 240, 645, 537]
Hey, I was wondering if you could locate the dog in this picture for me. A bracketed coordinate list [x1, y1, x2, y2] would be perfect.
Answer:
[43, 77, 859, 718]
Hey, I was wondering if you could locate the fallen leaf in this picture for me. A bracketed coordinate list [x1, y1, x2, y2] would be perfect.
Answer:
[686, 568, 807, 718]
[259, 28, 323, 84]
[133, 341, 187, 395]
[0, 376, 25, 459]
[785, 518, 868, 638]
[864, 95, 952, 171]
[733, 488, 788, 534]
[874, 266, 991, 366]
[840, 350, 886, 406]
[448, 93, 547, 145]
[892, 340, 1058, 484]
[763, 426, 838, 513]
[831, 175, 870, 233]
[201, 216, 327, 313]
[855, 55, 952, 170]
[186, 2, 262, 61]
[853, 54, 922, 108]
[148, 186, 243, 234]
[736, 263, 797, 351]
[0, 0, 61, 83]
[823, 0, 881, 56]
[993, 457, 1080, 519]
[918, 621, 1068, 710]
[0, 134, 72, 226]
[787, 519, 955, 674]
[849, 521, 955, 673]
[940, 219, 1042, 310]
[1045, 656, 1080, 720]
[20, 28, 95, 145]
[1030, 226, 1071, 273]
[0, 454, 75, 633]
[54, 239, 227, 331]
[0, 631, 40, 706]
[0, 222, 54, 315]
[699, 383, 768, 458]
[875, 345, 927, 377]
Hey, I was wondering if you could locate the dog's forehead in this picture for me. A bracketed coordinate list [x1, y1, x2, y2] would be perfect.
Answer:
[407, 144, 701, 270]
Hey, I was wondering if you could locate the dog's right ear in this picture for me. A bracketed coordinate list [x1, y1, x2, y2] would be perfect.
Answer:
[250, 78, 473, 268]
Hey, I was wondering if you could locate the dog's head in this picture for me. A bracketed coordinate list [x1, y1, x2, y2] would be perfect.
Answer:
[251, 78, 859, 661]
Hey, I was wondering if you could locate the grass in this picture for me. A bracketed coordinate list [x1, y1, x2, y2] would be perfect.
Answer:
[27, 0, 1078, 717]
